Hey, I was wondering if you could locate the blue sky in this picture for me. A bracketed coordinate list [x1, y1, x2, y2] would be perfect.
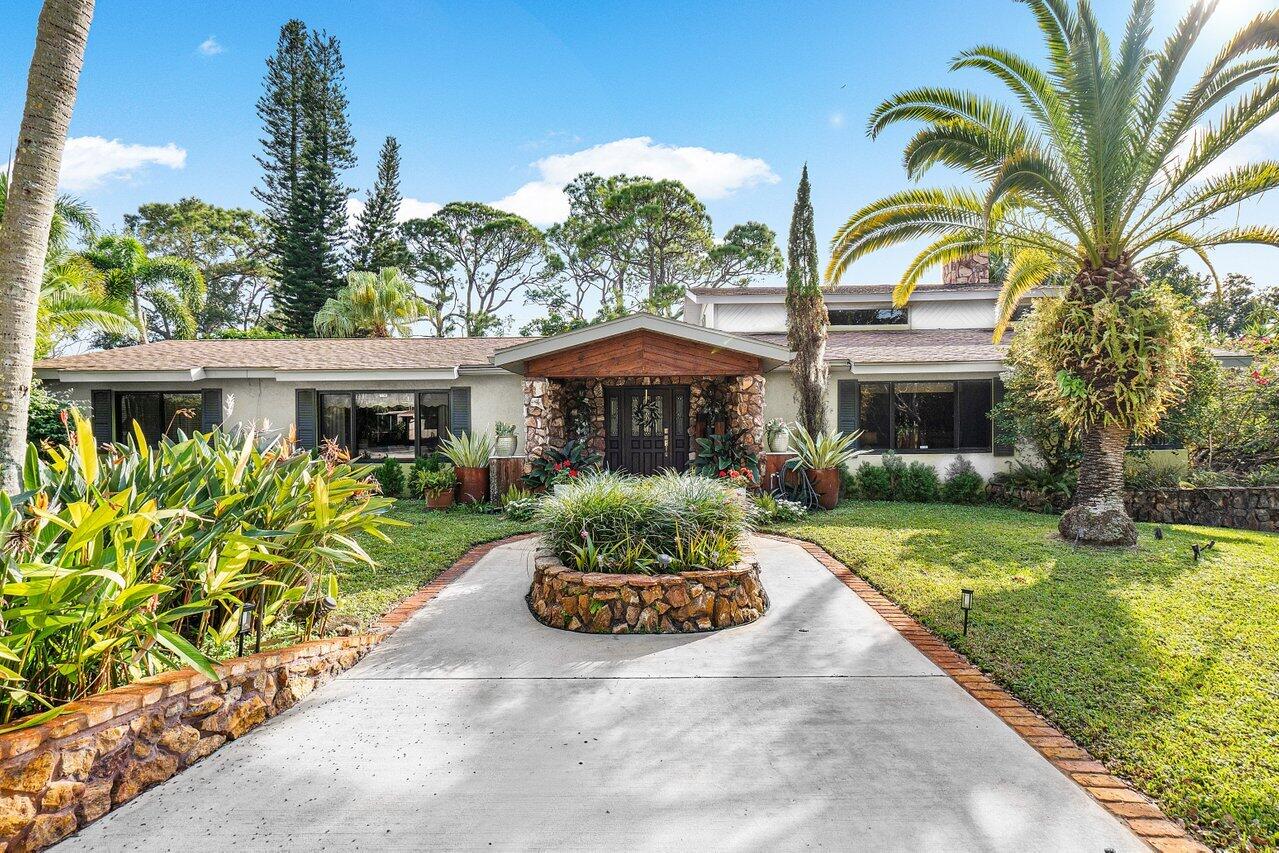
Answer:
[2, 0, 1276, 321]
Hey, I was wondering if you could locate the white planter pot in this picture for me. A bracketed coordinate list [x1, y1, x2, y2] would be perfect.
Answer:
[769, 430, 790, 453]
[495, 435, 518, 456]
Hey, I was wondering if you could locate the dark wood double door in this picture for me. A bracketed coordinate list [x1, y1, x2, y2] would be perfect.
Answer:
[604, 385, 690, 475]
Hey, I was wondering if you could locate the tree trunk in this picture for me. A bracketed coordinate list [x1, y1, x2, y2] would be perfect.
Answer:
[787, 292, 828, 435]
[0, 0, 95, 494]
[1059, 422, 1137, 546]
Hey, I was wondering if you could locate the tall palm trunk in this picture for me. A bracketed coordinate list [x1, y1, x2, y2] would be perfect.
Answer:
[1057, 260, 1142, 547]
[0, 0, 95, 494]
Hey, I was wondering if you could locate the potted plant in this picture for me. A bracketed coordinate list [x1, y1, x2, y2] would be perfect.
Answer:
[441, 430, 493, 503]
[494, 421, 518, 456]
[787, 425, 865, 510]
[765, 419, 790, 453]
[418, 465, 458, 509]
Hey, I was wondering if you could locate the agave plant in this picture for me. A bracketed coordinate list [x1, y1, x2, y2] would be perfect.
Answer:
[826, 0, 1279, 544]
[439, 430, 493, 468]
[788, 425, 865, 471]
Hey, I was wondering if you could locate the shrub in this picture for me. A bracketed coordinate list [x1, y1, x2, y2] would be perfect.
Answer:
[440, 430, 492, 468]
[990, 462, 1076, 512]
[373, 459, 406, 497]
[501, 484, 539, 520]
[537, 471, 751, 573]
[1124, 452, 1189, 490]
[849, 453, 941, 502]
[694, 429, 760, 480]
[899, 461, 941, 502]
[0, 415, 401, 722]
[525, 439, 602, 490]
[753, 492, 807, 523]
[851, 460, 894, 500]
[941, 456, 986, 504]
[412, 464, 457, 497]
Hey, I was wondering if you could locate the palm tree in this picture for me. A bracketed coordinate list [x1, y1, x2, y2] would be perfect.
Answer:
[827, 0, 1279, 545]
[0, 0, 95, 494]
[314, 267, 432, 338]
[37, 252, 133, 357]
[83, 235, 205, 342]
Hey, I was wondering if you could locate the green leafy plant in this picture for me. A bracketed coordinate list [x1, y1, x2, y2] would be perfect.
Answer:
[667, 528, 740, 572]
[788, 425, 864, 471]
[694, 429, 760, 481]
[494, 421, 516, 438]
[764, 418, 788, 444]
[537, 471, 750, 574]
[525, 439, 602, 490]
[849, 453, 941, 502]
[990, 462, 1076, 513]
[412, 464, 457, 497]
[501, 484, 538, 520]
[753, 492, 807, 523]
[440, 430, 492, 469]
[0, 414, 401, 723]
[941, 456, 986, 504]
[373, 459, 406, 497]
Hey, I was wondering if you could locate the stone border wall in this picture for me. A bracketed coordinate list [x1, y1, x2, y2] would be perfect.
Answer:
[528, 541, 768, 633]
[1125, 486, 1279, 532]
[0, 533, 535, 852]
[987, 482, 1279, 532]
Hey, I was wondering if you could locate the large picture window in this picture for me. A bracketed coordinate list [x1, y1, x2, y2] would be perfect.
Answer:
[319, 390, 451, 460]
[855, 380, 993, 452]
[116, 391, 203, 446]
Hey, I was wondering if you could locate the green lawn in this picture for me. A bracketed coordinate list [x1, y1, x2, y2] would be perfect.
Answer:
[774, 501, 1278, 851]
[345, 501, 534, 627]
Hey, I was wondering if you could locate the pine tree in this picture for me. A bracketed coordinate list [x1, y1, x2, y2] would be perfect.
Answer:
[254, 22, 356, 336]
[785, 164, 828, 435]
[350, 136, 410, 272]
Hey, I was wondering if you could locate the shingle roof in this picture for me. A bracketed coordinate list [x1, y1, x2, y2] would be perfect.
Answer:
[751, 329, 1010, 364]
[36, 337, 538, 372]
[688, 283, 1001, 297]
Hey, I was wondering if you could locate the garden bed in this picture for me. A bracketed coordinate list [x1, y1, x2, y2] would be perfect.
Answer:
[528, 541, 767, 633]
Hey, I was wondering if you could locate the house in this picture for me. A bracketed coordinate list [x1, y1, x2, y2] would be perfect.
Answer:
[34, 255, 1242, 478]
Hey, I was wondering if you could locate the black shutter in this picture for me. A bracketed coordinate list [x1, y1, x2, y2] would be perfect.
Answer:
[201, 388, 223, 432]
[449, 387, 471, 436]
[836, 380, 859, 441]
[957, 380, 993, 450]
[90, 390, 114, 445]
[295, 389, 318, 450]
[992, 377, 1014, 456]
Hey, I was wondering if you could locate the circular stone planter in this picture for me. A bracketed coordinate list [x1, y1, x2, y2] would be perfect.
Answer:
[528, 541, 769, 634]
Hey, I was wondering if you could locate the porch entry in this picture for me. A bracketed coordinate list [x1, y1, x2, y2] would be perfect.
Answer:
[604, 385, 691, 474]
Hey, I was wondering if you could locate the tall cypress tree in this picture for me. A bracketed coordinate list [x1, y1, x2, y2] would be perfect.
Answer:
[255, 23, 356, 336]
[785, 164, 829, 435]
[350, 136, 410, 272]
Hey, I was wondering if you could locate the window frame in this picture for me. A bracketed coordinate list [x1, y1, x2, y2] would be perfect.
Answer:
[827, 306, 910, 330]
[114, 390, 204, 446]
[854, 379, 994, 454]
[317, 389, 452, 460]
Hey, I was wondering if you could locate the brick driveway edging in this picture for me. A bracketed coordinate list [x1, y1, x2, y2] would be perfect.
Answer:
[0, 532, 536, 852]
[764, 533, 1209, 853]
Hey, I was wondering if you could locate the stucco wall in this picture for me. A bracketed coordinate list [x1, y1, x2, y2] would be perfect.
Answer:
[48, 373, 527, 452]
[705, 297, 999, 334]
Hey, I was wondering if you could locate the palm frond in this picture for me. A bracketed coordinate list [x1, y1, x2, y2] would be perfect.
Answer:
[993, 248, 1064, 341]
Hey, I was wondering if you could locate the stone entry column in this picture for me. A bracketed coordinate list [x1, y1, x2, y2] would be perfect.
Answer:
[524, 378, 551, 465]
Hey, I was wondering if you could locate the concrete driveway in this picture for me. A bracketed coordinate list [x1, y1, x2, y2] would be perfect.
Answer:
[59, 536, 1142, 851]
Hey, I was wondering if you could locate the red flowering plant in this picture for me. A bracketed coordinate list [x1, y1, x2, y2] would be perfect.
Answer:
[525, 439, 603, 490]
[694, 429, 760, 488]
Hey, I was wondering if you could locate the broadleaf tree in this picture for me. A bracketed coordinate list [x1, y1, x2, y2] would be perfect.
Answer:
[826, 0, 1279, 545]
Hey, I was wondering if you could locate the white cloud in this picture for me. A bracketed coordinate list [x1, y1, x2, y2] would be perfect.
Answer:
[346, 196, 442, 228]
[198, 36, 223, 56]
[55, 136, 186, 190]
[492, 136, 779, 226]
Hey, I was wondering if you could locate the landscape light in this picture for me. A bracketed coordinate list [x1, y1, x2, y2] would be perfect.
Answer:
[960, 588, 974, 636]
[237, 601, 256, 657]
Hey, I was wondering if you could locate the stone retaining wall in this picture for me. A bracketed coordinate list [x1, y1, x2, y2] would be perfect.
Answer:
[988, 482, 1279, 532]
[528, 542, 768, 633]
[1124, 486, 1279, 532]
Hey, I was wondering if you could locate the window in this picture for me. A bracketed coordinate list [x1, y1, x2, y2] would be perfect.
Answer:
[828, 307, 908, 328]
[854, 381, 993, 452]
[319, 390, 451, 460]
[116, 391, 202, 445]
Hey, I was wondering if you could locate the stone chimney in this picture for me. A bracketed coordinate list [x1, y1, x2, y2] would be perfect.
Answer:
[942, 253, 990, 285]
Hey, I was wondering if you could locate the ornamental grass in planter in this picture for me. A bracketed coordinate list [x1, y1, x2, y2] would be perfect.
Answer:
[536, 471, 752, 573]
[441, 430, 492, 504]
[787, 425, 866, 510]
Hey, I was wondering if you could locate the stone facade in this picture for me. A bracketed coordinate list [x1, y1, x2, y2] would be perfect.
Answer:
[528, 542, 769, 633]
[1125, 486, 1279, 532]
[942, 253, 990, 285]
[0, 635, 377, 852]
[523, 374, 766, 468]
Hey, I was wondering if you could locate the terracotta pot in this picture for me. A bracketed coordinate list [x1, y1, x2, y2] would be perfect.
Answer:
[809, 467, 841, 510]
[424, 489, 454, 510]
[457, 466, 489, 504]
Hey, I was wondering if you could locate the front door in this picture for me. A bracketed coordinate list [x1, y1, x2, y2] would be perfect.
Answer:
[604, 385, 690, 474]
